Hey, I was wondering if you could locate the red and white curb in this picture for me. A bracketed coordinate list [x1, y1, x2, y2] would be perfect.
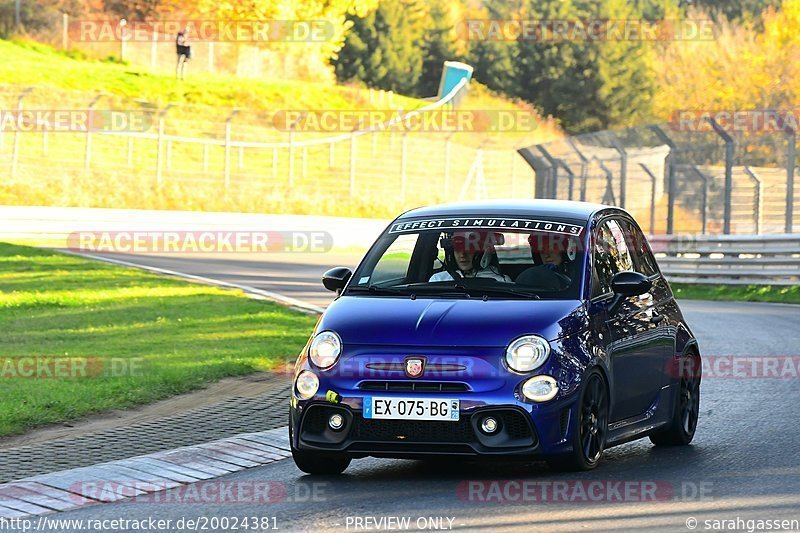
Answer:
[0, 427, 291, 518]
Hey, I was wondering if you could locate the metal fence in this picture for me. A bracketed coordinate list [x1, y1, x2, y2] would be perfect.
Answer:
[0, 82, 536, 218]
[520, 122, 799, 235]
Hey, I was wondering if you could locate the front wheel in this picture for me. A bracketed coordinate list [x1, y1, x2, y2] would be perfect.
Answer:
[548, 369, 608, 472]
[291, 446, 351, 475]
[650, 353, 700, 446]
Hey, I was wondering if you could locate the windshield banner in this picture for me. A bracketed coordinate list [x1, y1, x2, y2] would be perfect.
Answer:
[388, 217, 584, 236]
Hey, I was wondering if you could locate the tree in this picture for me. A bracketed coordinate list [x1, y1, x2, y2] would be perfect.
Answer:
[513, 0, 655, 133]
[103, 0, 162, 19]
[189, 0, 378, 81]
[417, 0, 460, 97]
[686, 0, 782, 23]
[466, 0, 520, 98]
[334, 0, 425, 95]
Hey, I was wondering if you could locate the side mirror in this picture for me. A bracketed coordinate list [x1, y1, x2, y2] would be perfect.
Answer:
[322, 267, 352, 292]
[611, 271, 652, 297]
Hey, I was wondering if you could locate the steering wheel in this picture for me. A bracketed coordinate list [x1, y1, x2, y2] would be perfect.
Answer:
[553, 271, 572, 290]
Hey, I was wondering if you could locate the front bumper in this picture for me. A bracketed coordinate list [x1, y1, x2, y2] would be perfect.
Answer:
[290, 392, 578, 459]
[290, 339, 587, 459]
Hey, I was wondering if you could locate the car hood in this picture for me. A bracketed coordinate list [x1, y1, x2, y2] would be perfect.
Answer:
[317, 296, 587, 347]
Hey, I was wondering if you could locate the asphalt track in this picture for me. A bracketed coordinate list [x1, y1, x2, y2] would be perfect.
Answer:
[22, 250, 800, 532]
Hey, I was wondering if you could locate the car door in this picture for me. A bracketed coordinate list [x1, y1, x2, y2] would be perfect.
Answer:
[592, 218, 664, 422]
[620, 218, 676, 392]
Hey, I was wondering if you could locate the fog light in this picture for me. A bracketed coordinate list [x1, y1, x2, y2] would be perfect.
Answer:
[480, 416, 499, 434]
[328, 413, 345, 430]
[295, 370, 319, 399]
[522, 375, 559, 402]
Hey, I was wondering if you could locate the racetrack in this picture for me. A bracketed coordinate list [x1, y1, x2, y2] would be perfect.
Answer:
[34, 250, 800, 532]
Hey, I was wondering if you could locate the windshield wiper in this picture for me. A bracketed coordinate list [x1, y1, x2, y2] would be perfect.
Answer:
[405, 282, 538, 299]
[347, 284, 411, 296]
[473, 286, 541, 299]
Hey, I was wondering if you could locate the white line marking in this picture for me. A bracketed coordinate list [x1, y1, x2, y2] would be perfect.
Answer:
[58, 250, 325, 315]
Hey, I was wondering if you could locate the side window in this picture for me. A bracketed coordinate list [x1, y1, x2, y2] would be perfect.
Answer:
[592, 219, 634, 297]
[367, 233, 419, 285]
[621, 219, 659, 277]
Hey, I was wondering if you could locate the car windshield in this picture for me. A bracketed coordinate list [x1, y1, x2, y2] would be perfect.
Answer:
[347, 217, 586, 300]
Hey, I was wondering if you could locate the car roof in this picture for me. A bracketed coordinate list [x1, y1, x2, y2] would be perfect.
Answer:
[396, 200, 623, 224]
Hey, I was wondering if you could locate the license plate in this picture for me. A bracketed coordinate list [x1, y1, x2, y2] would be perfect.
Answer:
[363, 397, 459, 421]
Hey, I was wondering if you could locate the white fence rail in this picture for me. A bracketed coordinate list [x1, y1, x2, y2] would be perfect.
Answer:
[650, 234, 800, 285]
[0, 82, 536, 218]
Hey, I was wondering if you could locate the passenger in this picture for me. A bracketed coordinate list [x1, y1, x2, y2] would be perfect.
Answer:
[537, 235, 569, 275]
[429, 230, 511, 282]
[515, 233, 576, 288]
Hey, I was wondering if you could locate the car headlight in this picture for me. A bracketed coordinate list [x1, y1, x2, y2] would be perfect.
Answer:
[309, 330, 342, 370]
[522, 375, 559, 402]
[505, 335, 550, 372]
[295, 370, 319, 399]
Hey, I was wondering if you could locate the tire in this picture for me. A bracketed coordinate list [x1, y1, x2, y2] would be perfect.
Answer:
[650, 353, 700, 446]
[547, 369, 609, 472]
[291, 446, 351, 475]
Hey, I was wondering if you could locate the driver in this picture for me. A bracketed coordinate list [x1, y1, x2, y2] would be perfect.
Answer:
[429, 230, 511, 282]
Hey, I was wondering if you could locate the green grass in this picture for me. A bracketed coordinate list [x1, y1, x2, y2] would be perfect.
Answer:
[0, 242, 317, 437]
[672, 283, 800, 305]
[0, 39, 424, 112]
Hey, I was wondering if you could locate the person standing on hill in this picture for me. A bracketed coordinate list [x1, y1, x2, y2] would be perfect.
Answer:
[176, 28, 191, 80]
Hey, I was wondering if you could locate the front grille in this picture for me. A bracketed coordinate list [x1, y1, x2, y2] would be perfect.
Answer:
[358, 381, 470, 392]
[352, 416, 474, 443]
[365, 363, 467, 372]
[498, 410, 533, 440]
[304, 406, 331, 433]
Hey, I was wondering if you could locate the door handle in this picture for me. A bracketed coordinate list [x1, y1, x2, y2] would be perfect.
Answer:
[650, 313, 664, 324]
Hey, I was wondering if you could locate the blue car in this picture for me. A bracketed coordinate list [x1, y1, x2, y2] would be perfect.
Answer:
[290, 200, 701, 473]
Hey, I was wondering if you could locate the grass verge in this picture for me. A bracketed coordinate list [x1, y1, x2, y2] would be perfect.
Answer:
[672, 283, 800, 305]
[0, 242, 316, 437]
[0, 39, 423, 112]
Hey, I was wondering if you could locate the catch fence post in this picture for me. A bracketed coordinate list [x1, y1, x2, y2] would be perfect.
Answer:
[84, 94, 104, 172]
[648, 125, 678, 235]
[155, 104, 173, 186]
[62, 13, 69, 50]
[224, 109, 239, 190]
[444, 133, 453, 196]
[639, 163, 658, 234]
[786, 127, 796, 233]
[706, 117, 735, 234]
[11, 87, 33, 179]
[609, 134, 627, 208]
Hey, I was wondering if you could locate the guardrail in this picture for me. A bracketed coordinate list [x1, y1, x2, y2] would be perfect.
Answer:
[650, 234, 800, 285]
